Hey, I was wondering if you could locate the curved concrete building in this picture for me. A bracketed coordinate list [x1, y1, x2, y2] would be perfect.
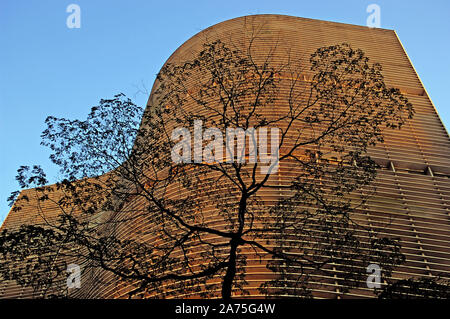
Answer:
[1, 15, 450, 299]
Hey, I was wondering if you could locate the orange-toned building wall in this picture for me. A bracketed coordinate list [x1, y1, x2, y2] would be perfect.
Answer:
[1, 15, 449, 299]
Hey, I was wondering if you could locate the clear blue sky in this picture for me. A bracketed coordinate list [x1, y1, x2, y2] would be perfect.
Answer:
[1, 0, 449, 224]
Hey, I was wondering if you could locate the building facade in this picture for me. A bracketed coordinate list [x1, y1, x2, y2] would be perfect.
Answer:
[1, 15, 449, 298]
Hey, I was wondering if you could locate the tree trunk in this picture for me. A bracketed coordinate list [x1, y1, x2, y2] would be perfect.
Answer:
[221, 239, 238, 299]
[221, 193, 247, 299]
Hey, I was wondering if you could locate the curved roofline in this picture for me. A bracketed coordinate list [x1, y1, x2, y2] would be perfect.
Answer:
[146, 14, 394, 107]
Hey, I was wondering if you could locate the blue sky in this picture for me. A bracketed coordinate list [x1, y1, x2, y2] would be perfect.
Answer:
[1, 0, 449, 224]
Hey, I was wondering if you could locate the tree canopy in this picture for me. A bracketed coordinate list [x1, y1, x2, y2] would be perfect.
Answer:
[1, 39, 424, 299]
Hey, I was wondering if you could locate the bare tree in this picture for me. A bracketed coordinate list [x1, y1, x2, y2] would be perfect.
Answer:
[1, 38, 415, 299]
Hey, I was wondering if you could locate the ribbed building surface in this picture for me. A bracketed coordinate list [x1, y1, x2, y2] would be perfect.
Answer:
[1, 15, 449, 299]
